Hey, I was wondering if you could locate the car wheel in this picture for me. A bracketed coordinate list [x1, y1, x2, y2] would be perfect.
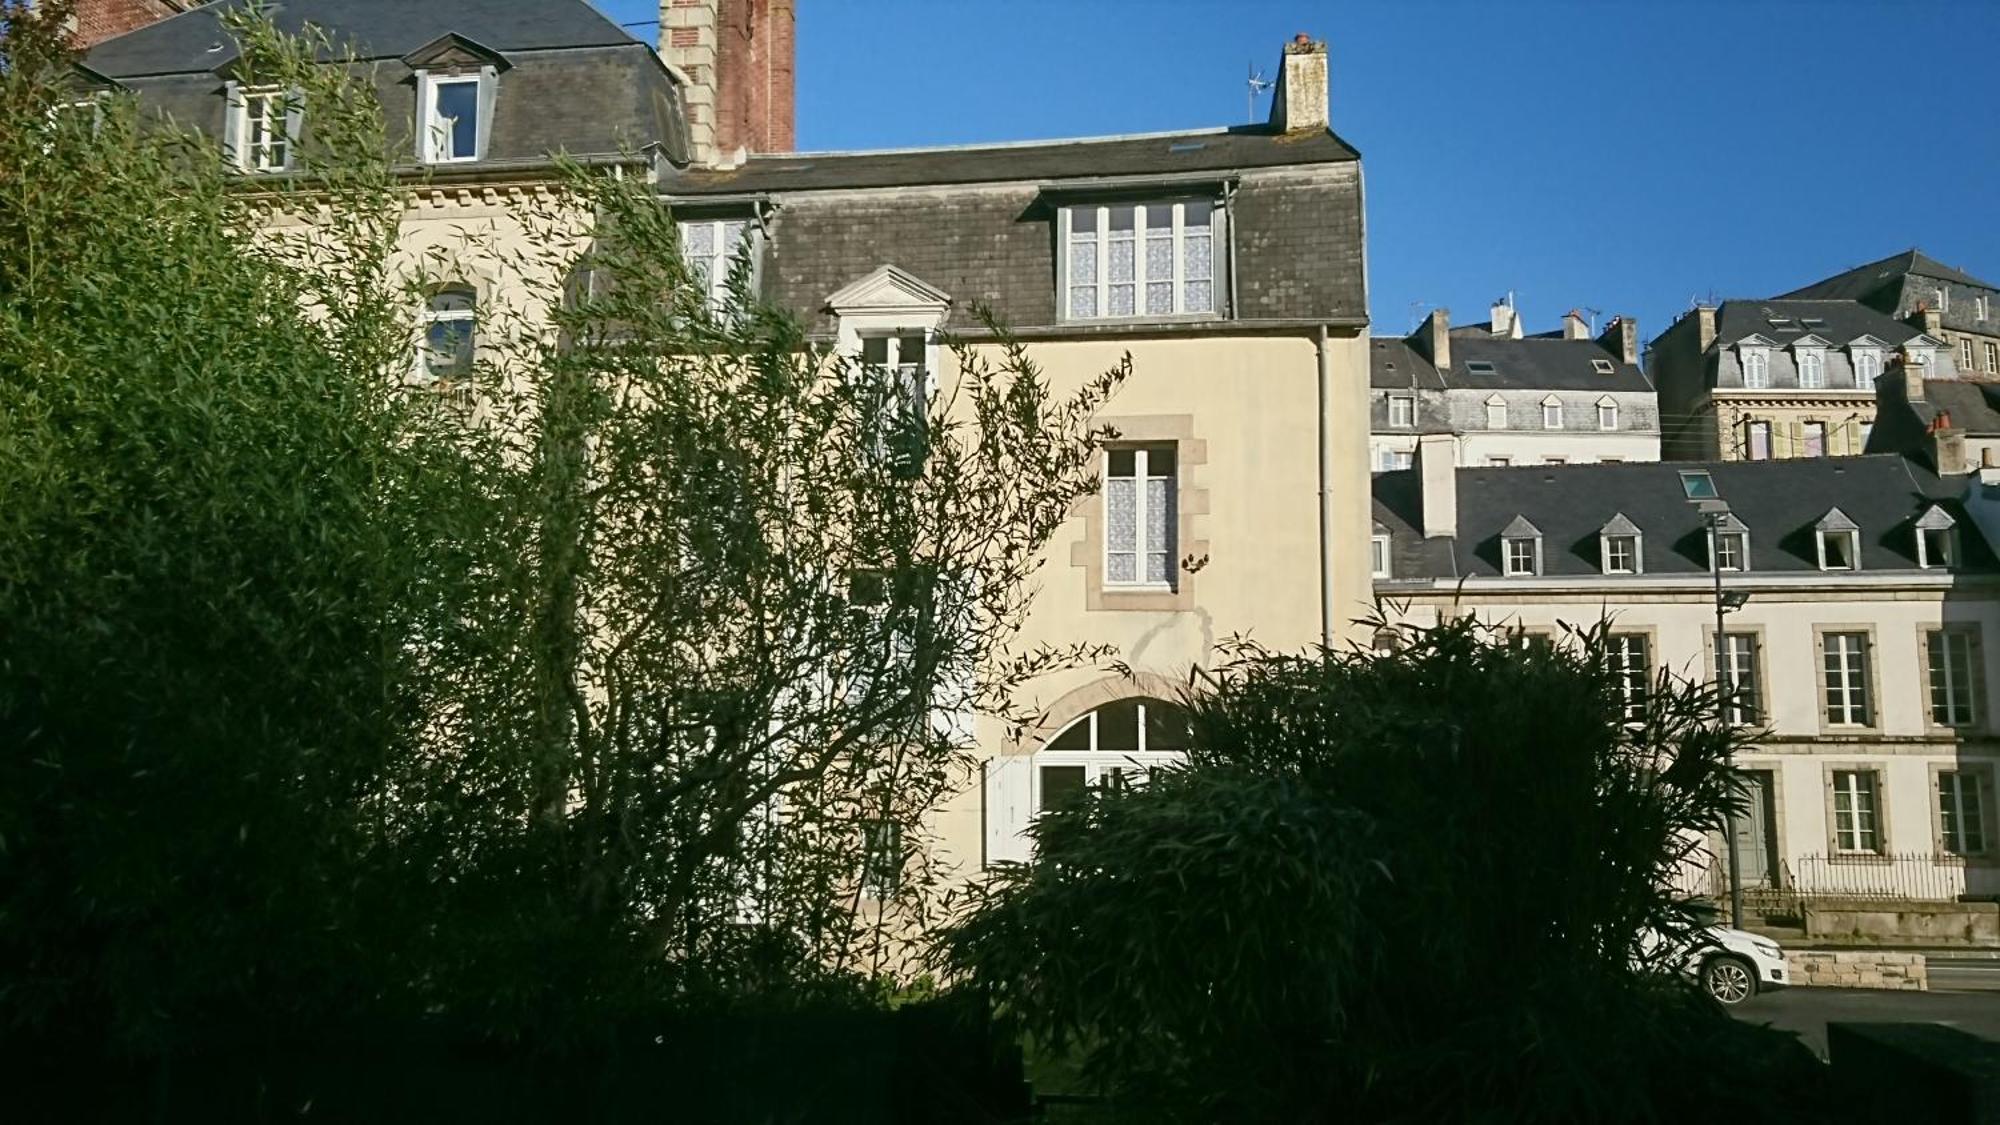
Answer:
[1702, 955, 1756, 1005]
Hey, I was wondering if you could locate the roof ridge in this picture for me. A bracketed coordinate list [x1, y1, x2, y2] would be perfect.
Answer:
[749, 125, 1251, 162]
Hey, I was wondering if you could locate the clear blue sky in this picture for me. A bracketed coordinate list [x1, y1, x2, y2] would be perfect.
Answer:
[598, 0, 2000, 347]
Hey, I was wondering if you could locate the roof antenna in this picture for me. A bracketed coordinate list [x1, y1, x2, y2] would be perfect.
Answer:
[1408, 300, 1430, 334]
[1247, 63, 1274, 124]
[1581, 306, 1602, 334]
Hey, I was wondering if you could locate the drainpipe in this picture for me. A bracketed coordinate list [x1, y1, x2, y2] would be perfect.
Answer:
[1317, 324, 1335, 648]
[1223, 180, 1239, 318]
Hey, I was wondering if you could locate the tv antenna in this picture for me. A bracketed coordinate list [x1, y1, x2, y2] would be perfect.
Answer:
[1247, 63, 1274, 123]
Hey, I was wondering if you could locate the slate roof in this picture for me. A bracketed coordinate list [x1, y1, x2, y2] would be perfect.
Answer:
[1920, 379, 2000, 434]
[1372, 455, 1994, 580]
[659, 125, 1360, 196]
[1442, 336, 1653, 393]
[1710, 299, 1925, 348]
[84, 0, 681, 170]
[1370, 338, 1447, 390]
[85, 0, 640, 77]
[1781, 249, 1997, 303]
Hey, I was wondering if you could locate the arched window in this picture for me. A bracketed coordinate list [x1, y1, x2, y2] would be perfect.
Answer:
[419, 286, 477, 381]
[1034, 697, 1189, 812]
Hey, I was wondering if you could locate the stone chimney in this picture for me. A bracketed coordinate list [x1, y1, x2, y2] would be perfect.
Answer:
[1490, 297, 1521, 340]
[1902, 356, 1927, 402]
[1269, 33, 1329, 133]
[1935, 427, 1969, 476]
[1411, 308, 1450, 371]
[660, 0, 796, 168]
[1562, 310, 1590, 340]
[1598, 316, 1638, 365]
[1418, 435, 1458, 539]
[1696, 305, 1718, 353]
[1914, 304, 1943, 336]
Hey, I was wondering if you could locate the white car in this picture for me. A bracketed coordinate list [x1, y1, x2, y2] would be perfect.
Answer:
[1687, 926, 1789, 1005]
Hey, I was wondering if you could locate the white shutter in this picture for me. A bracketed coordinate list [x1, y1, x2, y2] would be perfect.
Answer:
[413, 70, 434, 162]
[983, 753, 1034, 867]
[220, 80, 244, 168]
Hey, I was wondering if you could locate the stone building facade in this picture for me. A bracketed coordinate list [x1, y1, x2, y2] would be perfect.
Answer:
[1783, 250, 2000, 383]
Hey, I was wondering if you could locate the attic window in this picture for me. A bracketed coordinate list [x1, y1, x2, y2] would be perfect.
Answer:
[1063, 201, 1220, 320]
[1916, 507, 1957, 570]
[1599, 515, 1642, 575]
[1816, 508, 1861, 572]
[1801, 317, 1826, 328]
[1591, 359, 1614, 375]
[1370, 533, 1391, 579]
[1501, 517, 1543, 577]
[1465, 360, 1498, 376]
[1767, 316, 1793, 328]
[423, 75, 482, 162]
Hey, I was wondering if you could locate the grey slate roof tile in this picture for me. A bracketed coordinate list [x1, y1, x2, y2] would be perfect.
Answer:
[1781, 249, 1997, 302]
[1711, 299, 1924, 348]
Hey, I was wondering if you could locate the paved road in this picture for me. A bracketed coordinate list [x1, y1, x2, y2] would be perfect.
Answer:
[1928, 955, 2000, 993]
[1731, 985, 2000, 1058]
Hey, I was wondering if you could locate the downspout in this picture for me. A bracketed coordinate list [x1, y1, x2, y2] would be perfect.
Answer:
[1223, 180, 1239, 318]
[1317, 324, 1336, 648]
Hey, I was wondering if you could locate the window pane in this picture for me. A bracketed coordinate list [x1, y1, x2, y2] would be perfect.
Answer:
[1039, 765, 1087, 811]
[1144, 236, 1174, 286]
[1107, 449, 1137, 477]
[1145, 281, 1174, 316]
[1184, 231, 1212, 281]
[1070, 287, 1098, 319]
[896, 333, 927, 369]
[1144, 701, 1191, 751]
[1098, 699, 1142, 754]
[1182, 200, 1211, 228]
[1069, 207, 1098, 237]
[1182, 280, 1212, 313]
[436, 81, 479, 158]
[1046, 715, 1092, 753]
[1144, 476, 1171, 583]
[1069, 239, 1098, 285]
[1147, 446, 1176, 477]
[860, 335, 889, 365]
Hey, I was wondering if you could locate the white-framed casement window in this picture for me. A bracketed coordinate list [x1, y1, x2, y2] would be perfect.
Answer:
[859, 330, 931, 471]
[1816, 509, 1861, 571]
[223, 83, 300, 173]
[1744, 420, 1772, 461]
[416, 285, 477, 382]
[1986, 341, 1999, 375]
[1062, 200, 1217, 321]
[1978, 295, 1991, 322]
[1939, 770, 1990, 857]
[418, 72, 486, 163]
[1035, 697, 1189, 813]
[1710, 520, 1749, 572]
[1500, 516, 1542, 577]
[1925, 628, 1982, 728]
[1387, 450, 1413, 471]
[859, 819, 903, 898]
[679, 217, 754, 312]
[1484, 395, 1507, 430]
[1597, 398, 1618, 431]
[1802, 420, 1827, 458]
[1822, 632, 1873, 727]
[1936, 287, 1950, 313]
[1387, 394, 1415, 429]
[1370, 533, 1391, 579]
[1540, 395, 1563, 430]
[1607, 633, 1651, 722]
[1715, 632, 1761, 725]
[1853, 347, 1883, 382]
[1916, 506, 1957, 570]
[1961, 338, 1976, 371]
[1598, 513, 1642, 575]
[1797, 347, 1825, 389]
[1741, 347, 1770, 388]
[1831, 769, 1883, 854]
[1104, 445, 1177, 588]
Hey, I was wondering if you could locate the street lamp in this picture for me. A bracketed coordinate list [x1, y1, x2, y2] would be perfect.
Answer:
[1680, 471, 1747, 930]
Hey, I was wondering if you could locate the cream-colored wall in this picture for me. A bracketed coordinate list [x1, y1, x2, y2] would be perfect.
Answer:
[1707, 394, 1874, 461]
[1383, 580, 2000, 895]
[930, 329, 1373, 878]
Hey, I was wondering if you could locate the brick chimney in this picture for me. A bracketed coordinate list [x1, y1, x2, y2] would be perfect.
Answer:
[1417, 434, 1458, 539]
[660, 0, 795, 168]
[1411, 308, 1450, 371]
[62, 0, 197, 48]
[1269, 33, 1329, 133]
[1562, 310, 1590, 340]
[1598, 316, 1638, 365]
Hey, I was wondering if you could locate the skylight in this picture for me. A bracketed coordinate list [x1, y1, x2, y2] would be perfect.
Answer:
[1466, 360, 1497, 375]
[1591, 359, 1614, 374]
[1801, 317, 1826, 328]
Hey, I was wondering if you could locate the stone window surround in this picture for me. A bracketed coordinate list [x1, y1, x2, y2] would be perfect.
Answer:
[1814, 626, 1882, 733]
[1605, 625, 1659, 721]
[1915, 623, 1987, 734]
[1821, 760, 1892, 860]
[1928, 760, 1999, 863]
[1069, 414, 1208, 613]
[1003, 671, 1188, 758]
[1700, 624, 1771, 728]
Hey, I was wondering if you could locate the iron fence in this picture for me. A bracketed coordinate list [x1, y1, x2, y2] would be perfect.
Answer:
[1680, 848, 1979, 912]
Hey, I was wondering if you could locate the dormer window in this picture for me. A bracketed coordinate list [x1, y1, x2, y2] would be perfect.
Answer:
[1816, 508, 1861, 572]
[1061, 200, 1219, 321]
[1599, 514, 1642, 575]
[1979, 295, 1990, 322]
[1741, 347, 1770, 388]
[1540, 396, 1563, 430]
[1916, 507, 1958, 570]
[1501, 516, 1543, 577]
[1853, 347, 1882, 381]
[223, 83, 299, 173]
[1797, 347, 1826, 389]
[1935, 287, 1949, 314]
[680, 217, 756, 312]
[405, 34, 507, 166]
[1597, 397, 1618, 430]
[1388, 394, 1415, 429]
[1484, 394, 1507, 430]
[1371, 529, 1392, 579]
[1702, 510, 1751, 572]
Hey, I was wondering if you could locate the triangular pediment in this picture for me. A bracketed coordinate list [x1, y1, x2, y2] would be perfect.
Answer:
[1736, 334, 1778, 348]
[1847, 334, 1891, 349]
[402, 32, 510, 72]
[1817, 506, 1858, 532]
[1790, 334, 1831, 349]
[826, 264, 952, 314]
[1599, 512, 1641, 537]
[1907, 333, 1942, 349]
[1501, 515, 1542, 539]
[1916, 505, 1957, 531]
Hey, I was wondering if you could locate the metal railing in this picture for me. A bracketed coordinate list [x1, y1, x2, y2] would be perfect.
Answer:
[1791, 851, 1975, 902]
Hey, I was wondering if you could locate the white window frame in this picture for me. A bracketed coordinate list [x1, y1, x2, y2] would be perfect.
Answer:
[1591, 358, 1614, 375]
[1823, 633, 1873, 727]
[1741, 347, 1770, 389]
[1487, 456, 1512, 467]
[1745, 419, 1772, 461]
[419, 72, 485, 164]
[229, 85, 297, 172]
[1802, 420, 1827, 458]
[1387, 449, 1413, 471]
[1597, 399, 1618, 431]
[1387, 394, 1415, 429]
[1370, 534, 1392, 579]
[1034, 700, 1188, 815]
[1485, 395, 1507, 430]
[1541, 396, 1563, 430]
[1797, 348, 1826, 389]
[1962, 338, 1976, 371]
[679, 217, 755, 313]
[1601, 533, 1638, 575]
[1978, 295, 1991, 322]
[1986, 341, 1999, 375]
[1817, 528, 1860, 571]
[1104, 445, 1177, 590]
[1710, 528, 1748, 572]
[1926, 629, 1980, 728]
[1061, 200, 1220, 322]
[1939, 770, 1990, 857]
[1831, 769, 1882, 854]
[1936, 287, 1950, 314]
[1917, 526, 1955, 570]
[1607, 633, 1651, 722]
[1502, 536, 1540, 577]
[1715, 632, 1760, 725]
[859, 819, 903, 898]
[414, 285, 477, 384]
[1853, 347, 1882, 382]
